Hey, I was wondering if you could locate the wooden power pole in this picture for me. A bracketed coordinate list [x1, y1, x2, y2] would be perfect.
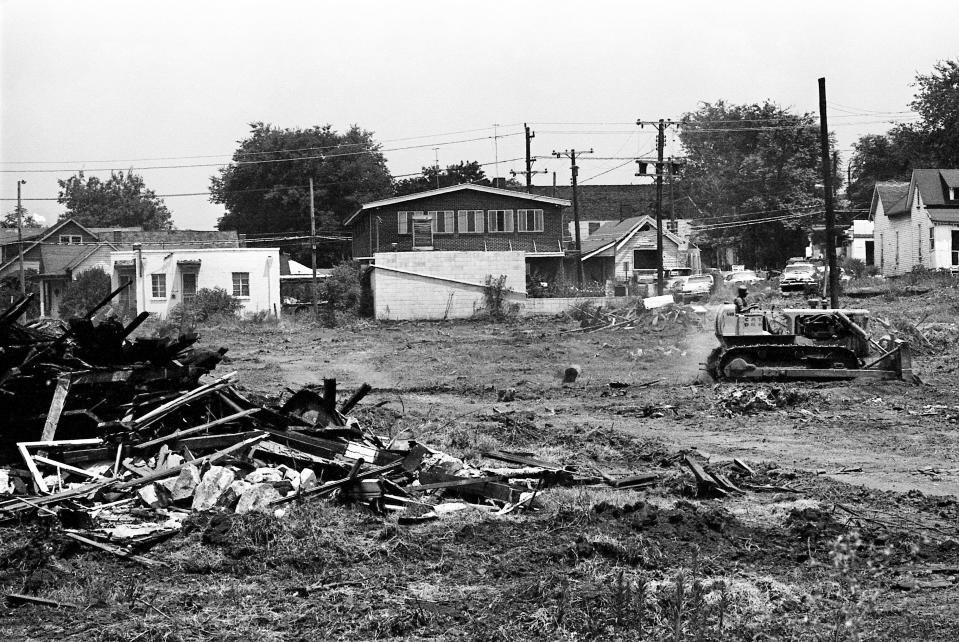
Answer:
[818, 77, 840, 309]
[553, 148, 592, 286]
[309, 177, 318, 322]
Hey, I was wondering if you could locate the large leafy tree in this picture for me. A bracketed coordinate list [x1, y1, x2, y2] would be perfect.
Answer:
[2, 206, 43, 229]
[394, 160, 491, 196]
[210, 122, 392, 236]
[679, 100, 831, 269]
[57, 171, 173, 230]
[848, 58, 959, 208]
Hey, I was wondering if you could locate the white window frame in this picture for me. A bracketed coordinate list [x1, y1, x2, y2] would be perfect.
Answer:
[516, 209, 544, 232]
[930, 227, 935, 251]
[457, 210, 485, 233]
[487, 209, 514, 233]
[59, 235, 83, 245]
[427, 210, 454, 234]
[232, 272, 250, 298]
[397, 211, 409, 235]
[151, 273, 167, 299]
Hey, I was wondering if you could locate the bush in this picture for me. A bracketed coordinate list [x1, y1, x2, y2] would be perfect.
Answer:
[59, 267, 111, 318]
[168, 287, 242, 327]
[323, 261, 362, 311]
[841, 257, 867, 279]
[0, 269, 40, 319]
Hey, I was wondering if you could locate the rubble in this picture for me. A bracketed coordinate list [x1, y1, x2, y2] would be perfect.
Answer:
[568, 299, 705, 333]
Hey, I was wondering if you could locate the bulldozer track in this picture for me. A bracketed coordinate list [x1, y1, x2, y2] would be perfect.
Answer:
[713, 343, 860, 380]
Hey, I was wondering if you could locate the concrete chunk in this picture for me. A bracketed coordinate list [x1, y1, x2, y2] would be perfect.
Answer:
[191, 466, 236, 511]
[234, 483, 282, 514]
[138, 482, 173, 509]
[215, 479, 252, 511]
[299, 468, 318, 491]
[170, 464, 202, 501]
[244, 468, 283, 484]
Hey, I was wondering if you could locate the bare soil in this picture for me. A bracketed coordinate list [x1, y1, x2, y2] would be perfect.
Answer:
[3, 290, 959, 640]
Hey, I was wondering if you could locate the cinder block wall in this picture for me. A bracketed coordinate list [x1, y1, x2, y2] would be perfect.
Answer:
[371, 251, 526, 320]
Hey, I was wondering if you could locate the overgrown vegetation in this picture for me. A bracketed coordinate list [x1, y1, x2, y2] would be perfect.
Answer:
[167, 287, 242, 328]
[58, 267, 111, 318]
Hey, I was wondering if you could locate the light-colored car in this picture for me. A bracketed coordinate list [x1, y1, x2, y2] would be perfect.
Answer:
[724, 270, 762, 285]
[681, 274, 714, 298]
[780, 262, 820, 292]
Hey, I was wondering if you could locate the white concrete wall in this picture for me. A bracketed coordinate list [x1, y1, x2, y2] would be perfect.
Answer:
[371, 251, 526, 320]
[110, 248, 281, 319]
[933, 225, 959, 269]
[517, 296, 616, 317]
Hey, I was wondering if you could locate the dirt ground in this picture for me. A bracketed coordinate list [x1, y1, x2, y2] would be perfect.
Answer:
[3, 289, 959, 640]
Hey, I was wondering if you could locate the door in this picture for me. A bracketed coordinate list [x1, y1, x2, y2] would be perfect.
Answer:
[116, 268, 137, 316]
[182, 272, 197, 305]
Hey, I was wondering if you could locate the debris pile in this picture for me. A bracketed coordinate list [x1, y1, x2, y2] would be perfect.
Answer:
[714, 385, 809, 415]
[568, 299, 705, 333]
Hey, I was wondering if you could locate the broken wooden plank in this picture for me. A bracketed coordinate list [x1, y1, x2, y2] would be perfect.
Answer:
[732, 458, 755, 476]
[17, 443, 49, 494]
[63, 532, 167, 568]
[340, 383, 372, 415]
[682, 454, 727, 498]
[482, 451, 567, 471]
[131, 371, 237, 429]
[40, 374, 72, 442]
[5, 593, 79, 609]
[171, 430, 264, 452]
[418, 469, 525, 504]
[132, 408, 259, 451]
[412, 475, 508, 491]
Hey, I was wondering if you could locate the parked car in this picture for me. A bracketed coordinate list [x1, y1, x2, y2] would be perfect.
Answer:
[724, 270, 762, 285]
[680, 274, 714, 300]
[780, 262, 820, 293]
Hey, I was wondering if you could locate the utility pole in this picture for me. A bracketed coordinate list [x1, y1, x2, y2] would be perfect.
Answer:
[16, 179, 26, 298]
[636, 119, 683, 296]
[818, 77, 839, 309]
[309, 177, 318, 322]
[433, 148, 440, 189]
[511, 124, 547, 191]
[553, 148, 592, 286]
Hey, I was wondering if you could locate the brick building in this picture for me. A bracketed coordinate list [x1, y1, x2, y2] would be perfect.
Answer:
[346, 183, 571, 276]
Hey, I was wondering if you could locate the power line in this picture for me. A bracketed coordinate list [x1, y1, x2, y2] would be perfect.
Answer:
[0, 134, 523, 174]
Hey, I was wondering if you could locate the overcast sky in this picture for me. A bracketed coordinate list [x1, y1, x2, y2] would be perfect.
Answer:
[2, 0, 957, 230]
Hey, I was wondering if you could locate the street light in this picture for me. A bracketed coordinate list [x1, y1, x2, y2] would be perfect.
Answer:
[16, 180, 26, 298]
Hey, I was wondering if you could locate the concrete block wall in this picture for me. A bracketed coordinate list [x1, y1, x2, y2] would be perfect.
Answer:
[372, 251, 526, 320]
[517, 296, 613, 317]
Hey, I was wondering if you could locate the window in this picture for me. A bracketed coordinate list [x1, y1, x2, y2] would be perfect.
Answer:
[666, 220, 679, 234]
[895, 231, 900, 264]
[952, 231, 959, 266]
[428, 210, 455, 234]
[951, 187, 959, 201]
[930, 227, 935, 251]
[517, 209, 544, 232]
[457, 210, 485, 233]
[487, 209, 514, 233]
[879, 233, 884, 269]
[232, 272, 250, 297]
[182, 273, 197, 304]
[918, 224, 923, 262]
[59, 235, 82, 245]
[151, 274, 167, 298]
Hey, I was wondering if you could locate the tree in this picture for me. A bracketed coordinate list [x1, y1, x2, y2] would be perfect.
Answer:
[59, 268, 111, 318]
[678, 100, 833, 269]
[909, 59, 959, 168]
[845, 133, 913, 209]
[57, 171, 173, 230]
[848, 59, 959, 207]
[1, 206, 43, 229]
[210, 123, 392, 245]
[394, 160, 492, 196]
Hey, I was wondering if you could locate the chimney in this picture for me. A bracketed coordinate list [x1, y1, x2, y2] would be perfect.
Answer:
[492, 177, 506, 189]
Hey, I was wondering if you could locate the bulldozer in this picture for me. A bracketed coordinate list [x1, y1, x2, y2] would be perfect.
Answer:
[706, 306, 914, 382]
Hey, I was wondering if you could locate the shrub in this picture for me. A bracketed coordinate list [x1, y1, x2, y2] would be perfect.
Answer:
[59, 267, 111, 318]
[841, 257, 867, 279]
[168, 287, 242, 327]
[483, 274, 511, 319]
[0, 269, 40, 318]
[323, 261, 362, 312]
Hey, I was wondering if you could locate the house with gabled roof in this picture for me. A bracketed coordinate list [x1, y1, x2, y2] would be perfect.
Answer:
[346, 183, 572, 278]
[579, 215, 697, 283]
[870, 170, 959, 276]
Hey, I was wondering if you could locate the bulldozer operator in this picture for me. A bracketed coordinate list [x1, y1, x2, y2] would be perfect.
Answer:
[733, 285, 757, 314]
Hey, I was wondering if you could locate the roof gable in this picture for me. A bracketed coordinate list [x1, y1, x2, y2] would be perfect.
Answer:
[346, 183, 571, 225]
[0, 218, 102, 273]
[580, 215, 683, 260]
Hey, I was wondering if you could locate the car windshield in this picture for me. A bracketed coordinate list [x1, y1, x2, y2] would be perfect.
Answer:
[688, 276, 711, 284]
[784, 265, 814, 274]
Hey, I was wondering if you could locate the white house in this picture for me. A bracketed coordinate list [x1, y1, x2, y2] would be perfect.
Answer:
[844, 219, 875, 265]
[109, 247, 281, 319]
[871, 170, 959, 276]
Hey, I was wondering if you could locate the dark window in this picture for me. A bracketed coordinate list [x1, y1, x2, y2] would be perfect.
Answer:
[182, 273, 197, 303]
[952, 231, 959, 266]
